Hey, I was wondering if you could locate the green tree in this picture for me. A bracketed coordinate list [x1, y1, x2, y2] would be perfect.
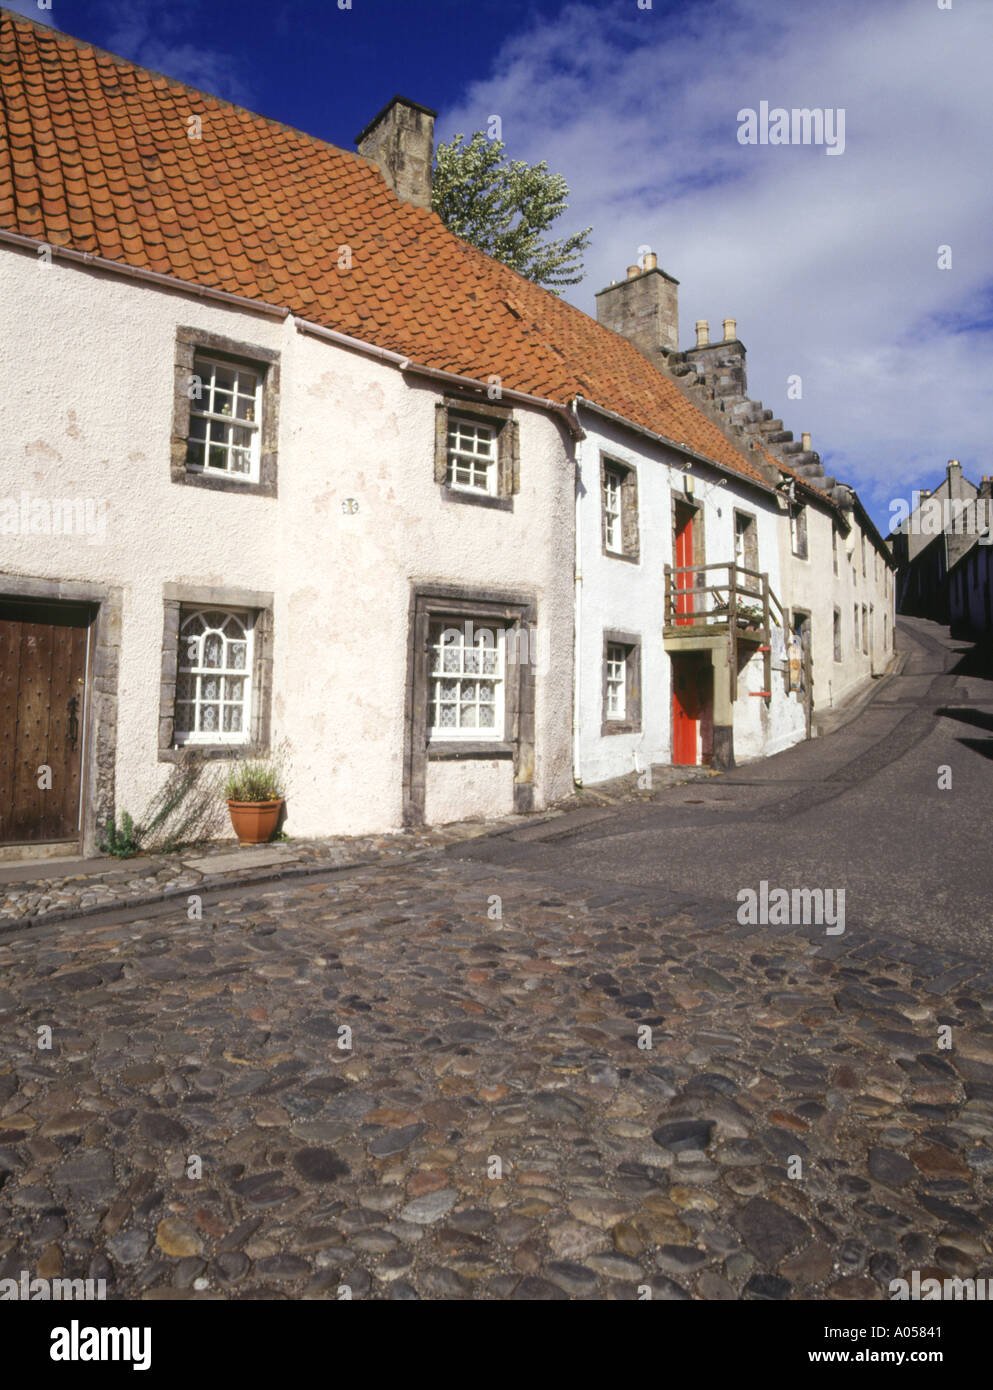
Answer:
[433, 132, 592, 293]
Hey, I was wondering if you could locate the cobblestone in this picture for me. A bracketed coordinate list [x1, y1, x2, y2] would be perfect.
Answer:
[1, 844, 992, 1300]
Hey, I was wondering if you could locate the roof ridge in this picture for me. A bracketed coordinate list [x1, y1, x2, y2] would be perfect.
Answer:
[0, 5, 371, 173]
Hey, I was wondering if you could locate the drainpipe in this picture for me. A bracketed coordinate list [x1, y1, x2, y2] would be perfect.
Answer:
[572, 399, 584, 787]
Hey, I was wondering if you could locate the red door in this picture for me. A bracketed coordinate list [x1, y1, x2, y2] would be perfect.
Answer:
[672, 655, 699, 765]
[674, 505, 694, 625]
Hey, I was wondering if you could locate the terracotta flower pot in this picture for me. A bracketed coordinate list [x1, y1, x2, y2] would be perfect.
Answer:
[227, 798, 283, 845]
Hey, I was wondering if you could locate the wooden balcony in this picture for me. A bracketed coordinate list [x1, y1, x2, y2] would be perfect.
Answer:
[663, 560, 787, 700]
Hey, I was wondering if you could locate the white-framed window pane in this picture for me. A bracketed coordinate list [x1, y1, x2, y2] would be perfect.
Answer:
[603, 468, 622, 552]
[446, 418, 496, 494]
[176, 607, 254, 745]
[606, 642, 627, 719]
[188, 355, 262, 481]
[428, 622, 505, 740]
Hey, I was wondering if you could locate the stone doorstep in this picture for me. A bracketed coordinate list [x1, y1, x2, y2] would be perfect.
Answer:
[180, 847, 298, 875]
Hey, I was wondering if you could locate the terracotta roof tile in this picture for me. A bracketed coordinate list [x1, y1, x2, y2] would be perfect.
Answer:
[0, 8, 771, 487]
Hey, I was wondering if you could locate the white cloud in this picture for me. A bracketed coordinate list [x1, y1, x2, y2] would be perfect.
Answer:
[439, 0, 993, 524]
[97, 0, 250, 107]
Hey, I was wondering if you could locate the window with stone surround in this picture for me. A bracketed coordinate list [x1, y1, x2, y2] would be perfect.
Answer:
[159, 584, 273, 761]
[435, 397, 519, 510]
[833, 607, 842, 662]
[171, 328, 280, 497]
[602, 631, 641, 734]
[404, 587, 538, 825]
[601, 456, 639, 561]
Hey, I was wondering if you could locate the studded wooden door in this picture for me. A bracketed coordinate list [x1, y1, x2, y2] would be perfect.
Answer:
[0, 601, 91, 844]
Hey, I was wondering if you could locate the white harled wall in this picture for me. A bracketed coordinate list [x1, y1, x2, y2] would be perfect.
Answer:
[575, 410, 806, 784]
[0, 244, 575, 841]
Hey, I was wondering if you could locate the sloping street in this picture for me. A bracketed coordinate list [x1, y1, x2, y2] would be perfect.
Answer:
[0, 618, 991, 1301]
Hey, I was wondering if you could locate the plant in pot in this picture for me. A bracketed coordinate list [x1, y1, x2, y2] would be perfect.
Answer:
[223, 758, 285, 845]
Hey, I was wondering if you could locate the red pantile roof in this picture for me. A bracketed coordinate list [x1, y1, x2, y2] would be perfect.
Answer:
[0, 10, 770, 486]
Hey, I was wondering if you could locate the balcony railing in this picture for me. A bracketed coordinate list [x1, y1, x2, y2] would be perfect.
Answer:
[663, 560, 788, 701]
[664, 561, 778, 635]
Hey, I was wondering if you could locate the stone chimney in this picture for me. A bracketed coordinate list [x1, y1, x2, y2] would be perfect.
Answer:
[683, 312, 747, 398]
[595, 255, 680, 358]
[946, 458, 969, 502]
[356, 96, 437, 209]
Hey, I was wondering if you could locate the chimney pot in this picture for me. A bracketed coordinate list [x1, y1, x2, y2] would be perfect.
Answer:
[722, 317, 736, 341]
[695, 319, 710, 348]
[643, 251, 658, 270]
[801, 432, 811, 451]
[626, 264, 640, 279]
[356, 96, 437, 209]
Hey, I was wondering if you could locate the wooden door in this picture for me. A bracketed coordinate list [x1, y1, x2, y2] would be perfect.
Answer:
[0, 601, 91, 844]
[674, 504, 695, 625]
[672, 655, 699, 765]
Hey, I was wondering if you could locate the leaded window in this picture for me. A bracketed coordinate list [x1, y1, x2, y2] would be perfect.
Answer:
[446, 418, 496, 495]
[428, 622, 504, 739]
[176, 608, 253, 743]
[187, 356, 262, 481]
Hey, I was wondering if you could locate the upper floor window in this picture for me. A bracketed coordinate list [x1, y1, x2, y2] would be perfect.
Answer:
[603, 466, 623, 553]
[833, 607, 842, 661]
[446, 417, 496, 496]
[435, 398, 518, 509]
[790, 504, 809, 560]
[187, 356, 262, 482]
[176, 607, 253, 744]
[600, 457, 639, 561]
[832, 527, 839, 575]
[171, 328, 279, 497]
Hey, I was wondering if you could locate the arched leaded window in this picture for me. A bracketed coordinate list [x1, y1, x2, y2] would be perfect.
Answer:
[176, 608, 253, 743]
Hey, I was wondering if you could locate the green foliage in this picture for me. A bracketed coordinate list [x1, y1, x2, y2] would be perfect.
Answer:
[99, 810, 143, 858]
[223, 757, 284, 803]
[432, 132, 592, 292]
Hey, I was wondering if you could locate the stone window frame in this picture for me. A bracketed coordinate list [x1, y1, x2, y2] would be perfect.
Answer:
[435, 395, 519, 512]
[601, 629, 642, 736]
[833, 606, 842, 662]
[171, 327, 280, 498]
[404, 585, 537, 825]
[0, 572, 121, 856]
[158, 582, 274, 763]
[862, 603, 869, 655]
[601, 454, 640, 562]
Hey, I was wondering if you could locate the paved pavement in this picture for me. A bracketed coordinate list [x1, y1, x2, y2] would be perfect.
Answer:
[0, 617, 990, 1301]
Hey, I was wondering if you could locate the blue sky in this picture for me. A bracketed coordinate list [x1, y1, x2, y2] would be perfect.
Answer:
[8, 0, 991, 533]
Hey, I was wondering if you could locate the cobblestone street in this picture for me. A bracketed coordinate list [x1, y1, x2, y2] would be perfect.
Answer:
[3, 843, 993, 1301]
[1, 618, 991, 1302]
